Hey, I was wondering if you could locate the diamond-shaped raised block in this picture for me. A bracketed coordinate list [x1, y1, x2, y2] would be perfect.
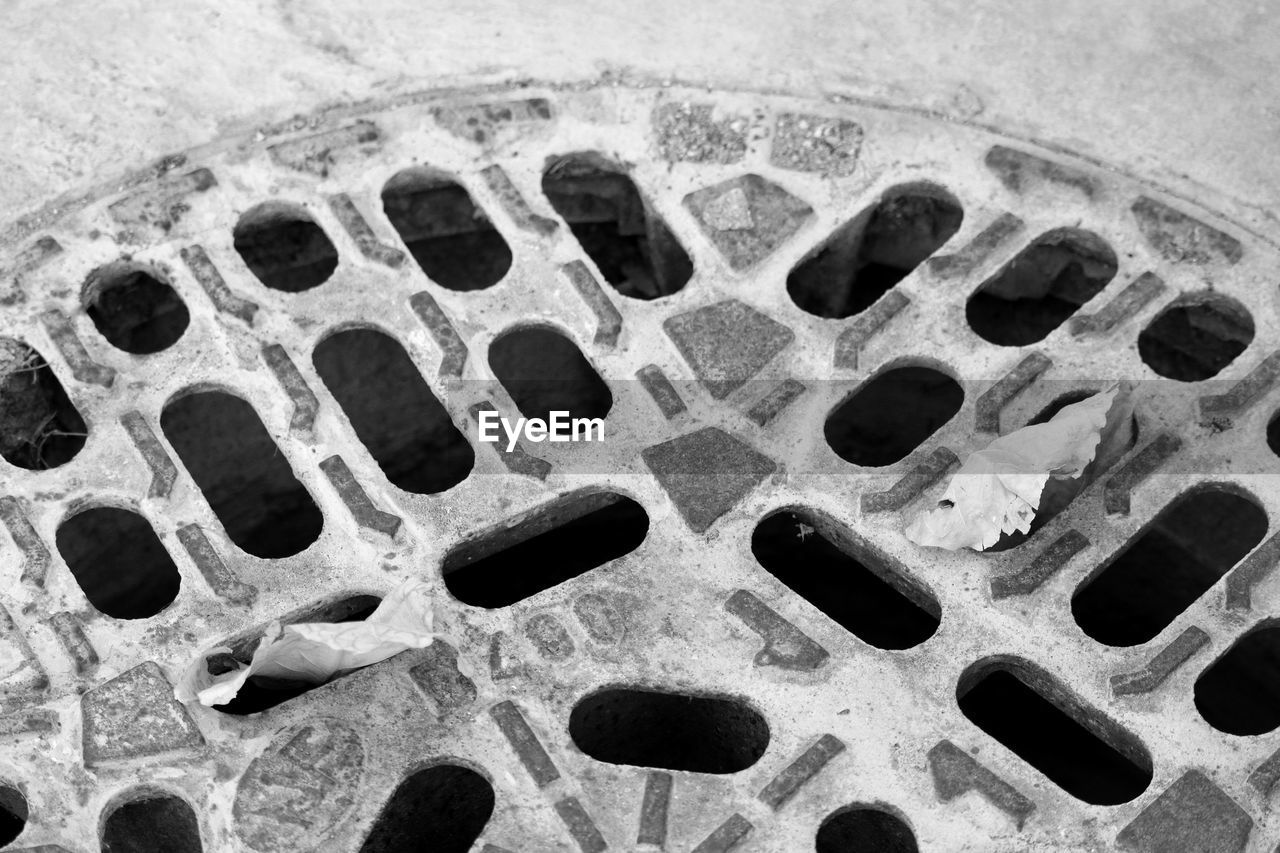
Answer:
[1116, 771, 1252, 853]
[684, 174, 814, 271]
[663, 300, 794, 400]
[642, 427, 776, 533]
[81, 662, 204, 766]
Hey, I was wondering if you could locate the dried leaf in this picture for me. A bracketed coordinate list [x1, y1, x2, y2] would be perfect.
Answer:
[175, 579, 437, 706]
[905, 383, 1130, 551]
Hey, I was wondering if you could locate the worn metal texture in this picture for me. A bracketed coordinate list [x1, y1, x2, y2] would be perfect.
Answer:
[1, 83, 1279, 852]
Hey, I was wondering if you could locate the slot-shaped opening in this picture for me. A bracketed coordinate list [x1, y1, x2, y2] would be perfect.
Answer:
[161, 390, 323, 558]
[1073, 488, 1267, 646]
[358, 764, 494, 853]
[313, 328, 473, 494]
[569, 686, 768, 773]
[957, 659, 1152, 805]
[542, 153, 693, 299]
[815, 806, 917, 853]
[751, 510, 939, 649]
[382, 168, 511, 291]
[443, 492, 648, 608]
[825, 365, 963, 466]
[211, 594, 382, 715]
[967, 229, 1117, 346]
[1195, 623, 1280, 735]
[83, 263, 189, 354]
[56, 507, 180, 619]
[488, 326, 612, 422]
[100, 792, 202, 853]
[233, 202, 339, 292]
[1138, 294, 1254, 382]
[789, 187, 963, 319]
[0, 784, 27, 848]
[0, 338, 87, 470]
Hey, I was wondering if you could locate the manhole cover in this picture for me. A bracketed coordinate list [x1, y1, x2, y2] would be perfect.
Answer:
[1, 82, 1278, 852]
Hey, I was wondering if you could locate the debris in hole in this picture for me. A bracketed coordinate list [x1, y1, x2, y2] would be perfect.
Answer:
[906, 383, 1133, 550]
[1138, 297, 1254, 382]
[0, 338, 88, 469]
[382, 168, 512, 291]
[542, 154, 692, 299]
[967, 231, 1117, 346]
[83, 264, 190, 354]
[789, 191, 963, 319]
[176, 579, 439, 706]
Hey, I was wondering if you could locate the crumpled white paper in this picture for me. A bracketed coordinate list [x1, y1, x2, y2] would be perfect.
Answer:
[175, 579, 437, 707]
[905, 383, 1132, 551]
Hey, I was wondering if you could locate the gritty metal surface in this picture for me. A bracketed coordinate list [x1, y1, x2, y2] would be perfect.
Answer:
[1, 82, 1280, 851]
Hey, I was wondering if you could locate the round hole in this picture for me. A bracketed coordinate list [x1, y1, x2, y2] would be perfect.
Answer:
[1138, 295, 1254, 381]
[382, 168, 511, 291]
[815, 806, 917, 853]
[1194, 623, 1280, 735]
[56, 507, 181, 619]
[84, 264, 189, 354]
[233, 203, 339, 292]
[568, 687, 769, 773]
[825, 365, 963, 466]
[0, 784, 28, 848]
[1268, 410, 1280, 459]
[101, 792, 201, 853]
[488, 326, 612, 421]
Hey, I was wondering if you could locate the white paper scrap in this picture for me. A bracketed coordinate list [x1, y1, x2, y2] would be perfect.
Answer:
[176, 579, 437, 707]
[905, 382, 1132, 551]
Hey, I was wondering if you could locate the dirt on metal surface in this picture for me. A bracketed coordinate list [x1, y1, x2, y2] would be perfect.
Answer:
[0, 81, 1279, 852]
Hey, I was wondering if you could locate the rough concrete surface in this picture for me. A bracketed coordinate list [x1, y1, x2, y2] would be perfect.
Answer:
[3, 1, 1280, 236]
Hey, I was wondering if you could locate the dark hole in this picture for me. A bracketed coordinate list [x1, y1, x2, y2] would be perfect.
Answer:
[84, 268, 189, 354]
[313, 329, 473, 494]
[751, 511, 939, 649]
[825, 366, 963, 466]
[100, 794, 202, 853]
[1269, 411, 1280, 460]
[0, 339, 87, 470]
[488, 327, 612, 422]
[985, 390, 1137, 552]
[0, 785, 27, 848]
[1026, 391, 1096, 426]
[1195, 625, 1280, 735]
[569, 687, 768, 773]
[789, 191, 963, 319]
[815, 806, 917, 853]
[1138, 298, 1254, 382]
[957, 664, 1151, 804]
[212, 594, 381, 715]
[56, 507, 180, 619]
[1073, 490, 1266, 646]
[444, 492, 648, 608]
[966, 231, 1117, 346]
[382, 170, 511, 291]
[160, 390, 323, 558]
[542, 154, 693, 299]
[233, 205, 339, 292]
[358, 764, 494, 853]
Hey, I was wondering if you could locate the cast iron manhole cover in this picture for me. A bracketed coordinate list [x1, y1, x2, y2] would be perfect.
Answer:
[1, 82, 1278, 851]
